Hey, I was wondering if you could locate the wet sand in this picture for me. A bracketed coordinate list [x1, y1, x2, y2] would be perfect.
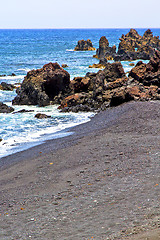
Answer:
[0, 101, 160, 239]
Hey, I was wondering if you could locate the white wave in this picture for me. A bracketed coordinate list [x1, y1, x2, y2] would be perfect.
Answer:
[17, 68, 31, 72]
[0, 105, 95, 158]
[0, 75, 25, 80]
[66, 49, 74, 52]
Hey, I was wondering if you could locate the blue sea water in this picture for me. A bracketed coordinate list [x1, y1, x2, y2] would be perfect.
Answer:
[0, 28, 160, 158]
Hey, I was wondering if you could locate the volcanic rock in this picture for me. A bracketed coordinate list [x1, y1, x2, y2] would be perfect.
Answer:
[74, 39, 96, 51]
[95, 29, 160, 62]
[129, 50, 160, 86]
[94, 36, 116, 60]
[35, 113, 51, 119]
[0, 102, 14, 113]
[59, 58, 160, 111]
[0, 82, 15, 91]
[62, 64, 68, 68]
[12, 62, 71, 107]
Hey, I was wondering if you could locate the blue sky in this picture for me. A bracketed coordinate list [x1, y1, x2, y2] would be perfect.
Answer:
[1, 0, 159, 28]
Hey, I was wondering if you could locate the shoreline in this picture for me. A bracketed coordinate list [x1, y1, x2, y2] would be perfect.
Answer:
[0, 101, 160, 239]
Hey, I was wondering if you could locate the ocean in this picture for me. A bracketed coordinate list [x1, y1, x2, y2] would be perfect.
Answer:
[0, 28, 160, 158]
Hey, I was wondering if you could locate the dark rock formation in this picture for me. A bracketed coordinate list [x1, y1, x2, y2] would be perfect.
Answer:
[95, 29, 160, 62]
[0, 102, 14, 113]
[12, 62, 71, 107]
[58, 54, 160, 112]
[59, 62, 129, 111]
[94, 36, 116, 60]
[0, 82, 15, 91]
[10, 73, 16, 76]
[12, 57, 160, 113]
[74, 39, 96, 51]
[35, 113, 51, 119]
[62, 64, 68, 68]
[129, 50, 160, 86]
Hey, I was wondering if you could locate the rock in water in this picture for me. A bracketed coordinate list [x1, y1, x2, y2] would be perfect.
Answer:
[12, 62, 70, 107]
[62, 64, 68, 68]
[59, 58, 160, 111]
[0, 102, 14, 113]
[94, 36, 116, 59]
[0, 82, 15, 91]
[74, 39, 96, 51]
[95, 29, 160, 61]
[35, 113, 51, 119]
[129, 50, 160, 86]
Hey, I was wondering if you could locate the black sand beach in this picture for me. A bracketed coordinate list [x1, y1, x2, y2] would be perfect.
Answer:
[0, 101, 160, 239]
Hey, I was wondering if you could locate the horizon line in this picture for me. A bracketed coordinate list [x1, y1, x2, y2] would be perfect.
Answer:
[0, 27, 160, 30]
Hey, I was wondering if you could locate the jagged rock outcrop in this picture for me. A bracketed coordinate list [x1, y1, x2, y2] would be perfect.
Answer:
[59, 62, 130, 111]
[114, 29, 160, 61]
[0, 102, 14, 113]
[129, 50, 160, 86]
[12, 62, 71, 107]
[94, 36, 116, 60]
[12, 55, 160, 113]
[95, 29, 160, 62]
[74, 39, 96, 51]
[59, 53, 160, 112]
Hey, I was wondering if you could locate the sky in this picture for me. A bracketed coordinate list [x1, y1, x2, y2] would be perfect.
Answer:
[0, 0, 160, 29]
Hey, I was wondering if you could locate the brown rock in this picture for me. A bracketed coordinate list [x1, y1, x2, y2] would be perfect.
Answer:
[129, 63, 135, 66]
[89, 63, 106, 69]
[105, 77, 128, 90]
[35, 113, 51, 119]
[0, 102, 14, 113]
[59, 93, 86, 109]
[70, 77, 90, 93]
[95, 36, 116, 59]
[74, 39, 96, 51]
[129, 50, 160, 86]
[110, 88, 128, 106]
[12, 62, 70, 106]
[62, 64, 68, 68]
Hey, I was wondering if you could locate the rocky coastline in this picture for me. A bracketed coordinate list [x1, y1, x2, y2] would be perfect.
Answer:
[94, 28, 160, 62]
[1, 29, 160, 114]
[11, 50, 160, 113]
[0, 29, 160, 240]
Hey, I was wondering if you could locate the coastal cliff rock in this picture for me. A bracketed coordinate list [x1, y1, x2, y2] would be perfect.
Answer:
[0, 102, 14, 113]
[94, 36, 116, 60]
[129, 50, 160, 86]
[95, 29, 160, 62]
[59, 62, 130, 111]
[59, 55, 160, 112]
[12, 54, 160, 112]
[114, 29, 159, 61]
[12, 62, 71, 107]
[74, 39, 96, 51]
